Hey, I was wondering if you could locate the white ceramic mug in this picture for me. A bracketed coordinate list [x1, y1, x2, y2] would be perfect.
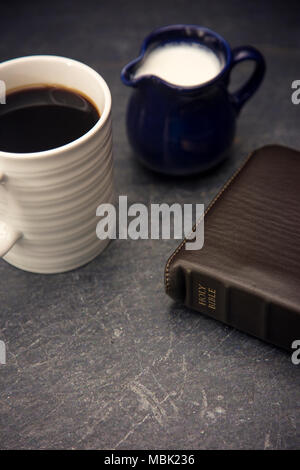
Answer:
[0, 55, 114, 273]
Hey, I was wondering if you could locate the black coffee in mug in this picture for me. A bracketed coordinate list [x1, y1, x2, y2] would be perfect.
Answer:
[0, 85, 100, 153]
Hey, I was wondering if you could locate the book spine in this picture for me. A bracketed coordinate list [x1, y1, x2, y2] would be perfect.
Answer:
[166, 262, 299, 351]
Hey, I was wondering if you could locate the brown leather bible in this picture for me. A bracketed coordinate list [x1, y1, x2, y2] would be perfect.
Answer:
[165, 145, 300, 350]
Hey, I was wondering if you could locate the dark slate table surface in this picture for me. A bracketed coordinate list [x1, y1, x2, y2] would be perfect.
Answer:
[0, 0, 299, 450]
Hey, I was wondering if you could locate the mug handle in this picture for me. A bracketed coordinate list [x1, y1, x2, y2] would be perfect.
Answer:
[229, 46, 266, 113]
[0, 172, 22, 257]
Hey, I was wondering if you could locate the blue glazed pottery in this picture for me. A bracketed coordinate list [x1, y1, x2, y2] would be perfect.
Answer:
[121, 24, 266, 176]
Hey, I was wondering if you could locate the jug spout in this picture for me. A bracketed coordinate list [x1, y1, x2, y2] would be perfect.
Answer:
[121, 55, 163, 89]
[121, 55, 182, 91]
[121, 30, 177, 89]
[121, 59, 141, 87]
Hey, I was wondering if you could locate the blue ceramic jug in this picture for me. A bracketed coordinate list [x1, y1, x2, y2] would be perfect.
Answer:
[121, 25, 266, 176]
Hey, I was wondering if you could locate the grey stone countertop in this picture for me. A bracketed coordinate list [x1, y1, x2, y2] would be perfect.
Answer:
[0, 0, 299, 449]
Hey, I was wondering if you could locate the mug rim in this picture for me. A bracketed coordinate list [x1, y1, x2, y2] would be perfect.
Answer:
[0, 55, 111, 159]
[121, 24, 232, 92]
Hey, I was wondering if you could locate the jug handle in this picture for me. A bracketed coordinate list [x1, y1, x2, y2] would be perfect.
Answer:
[229, 46, 266, 113]
[0, 172, 22, 257]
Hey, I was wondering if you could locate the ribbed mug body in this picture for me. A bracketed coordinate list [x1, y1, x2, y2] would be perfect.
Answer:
[0, 56, 114, 273]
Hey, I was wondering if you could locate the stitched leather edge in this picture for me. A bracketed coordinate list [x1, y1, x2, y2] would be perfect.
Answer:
[164, 149, 256, 293]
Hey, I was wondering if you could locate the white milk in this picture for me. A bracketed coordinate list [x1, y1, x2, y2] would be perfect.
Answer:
[135, 42, 221, 87]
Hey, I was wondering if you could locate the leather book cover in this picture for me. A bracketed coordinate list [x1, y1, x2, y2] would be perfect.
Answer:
[165, 145, 300, 350]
